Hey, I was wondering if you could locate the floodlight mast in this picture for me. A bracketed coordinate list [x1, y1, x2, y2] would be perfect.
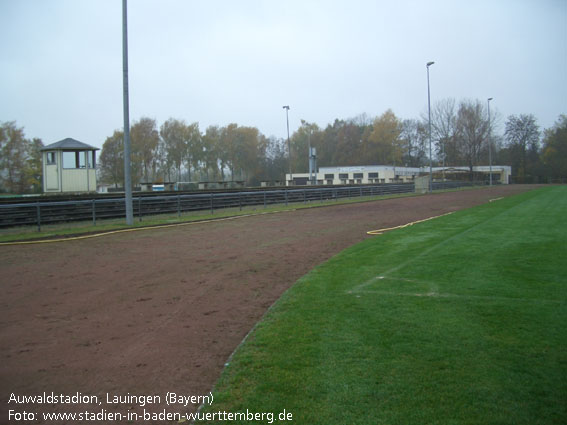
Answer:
[426, 61, 435, 192]
[122, 0, 133, 225]
[487, 97, 493, 186]
[308, 129, 313, 184]
[283, 106, 291, 185]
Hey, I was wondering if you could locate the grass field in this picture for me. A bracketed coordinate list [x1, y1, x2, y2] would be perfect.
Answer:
[197, 186, 567, 424]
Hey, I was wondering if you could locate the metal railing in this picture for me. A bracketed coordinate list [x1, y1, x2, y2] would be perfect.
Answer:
[0, 181, 481, 231]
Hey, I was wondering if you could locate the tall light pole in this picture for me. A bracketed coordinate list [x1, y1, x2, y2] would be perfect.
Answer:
[122, 0, 133, 225]
[308, 129, 312, 184]
[283, 106, 291, 185]
[487, 97, 493, 186]
[427, 61, 435, 192]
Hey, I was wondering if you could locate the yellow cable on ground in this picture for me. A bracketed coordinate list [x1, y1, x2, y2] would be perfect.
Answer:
[0, 209, 297, 246]
[366, 212, 454, 235]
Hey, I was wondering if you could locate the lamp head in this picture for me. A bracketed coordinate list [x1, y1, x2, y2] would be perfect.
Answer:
[488, 97, 493, 101]
[427, 61, 435, 67]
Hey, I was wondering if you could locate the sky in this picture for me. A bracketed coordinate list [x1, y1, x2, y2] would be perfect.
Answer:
[1, 0, 566, 150]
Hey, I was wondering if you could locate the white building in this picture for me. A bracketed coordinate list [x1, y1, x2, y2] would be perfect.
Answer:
[41, 138, 99, 193]
[286, 165, 512, 186]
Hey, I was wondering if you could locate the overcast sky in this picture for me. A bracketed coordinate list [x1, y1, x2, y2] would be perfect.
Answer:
[1, 0, 566, 150]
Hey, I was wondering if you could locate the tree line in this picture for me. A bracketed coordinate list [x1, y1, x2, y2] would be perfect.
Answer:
[98, 118, 286, 187]
[1, 100, 566, 193]
[98, 99, 566, 187]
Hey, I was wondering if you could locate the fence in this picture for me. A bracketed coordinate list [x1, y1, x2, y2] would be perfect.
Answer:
[0, 181, 481, 231]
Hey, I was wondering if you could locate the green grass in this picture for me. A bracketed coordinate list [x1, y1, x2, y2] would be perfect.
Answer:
[197, 186, 567, 425]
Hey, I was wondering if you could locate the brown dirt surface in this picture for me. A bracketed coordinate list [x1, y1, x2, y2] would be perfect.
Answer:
[0, 185, 538, 423]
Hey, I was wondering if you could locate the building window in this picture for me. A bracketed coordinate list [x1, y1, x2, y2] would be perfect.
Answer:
[63, 151, 76, 168]
[77, 152, 86, 168]
[324, 174, 334, 179]
[63, 151, 86, 169]
[88, 151, 96, 169]
[46, 152, 56, 165]
[368, 172, 378, 178]
[353, 173, 363, 178]
[339, 173, 348, 179]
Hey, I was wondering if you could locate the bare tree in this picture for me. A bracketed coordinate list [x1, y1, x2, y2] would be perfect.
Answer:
[430, 98, 459, 166]
[456, 100, 489, 178]
[400, 119, 428, 167]
[504, 114, 540, 182]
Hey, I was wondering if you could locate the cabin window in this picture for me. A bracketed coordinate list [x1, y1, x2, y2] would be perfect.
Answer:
[77, 152, 86, 168]
[63, 152, 76, 168]
[353, 173, 363, 178]
[63, 151, 86, 169]
[88, 151, 96, 169]
[339, 173, 348, 179]
[46, 152, 56, 165]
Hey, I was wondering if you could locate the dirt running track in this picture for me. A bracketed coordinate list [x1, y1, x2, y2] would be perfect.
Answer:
[0, 186, 537, 423]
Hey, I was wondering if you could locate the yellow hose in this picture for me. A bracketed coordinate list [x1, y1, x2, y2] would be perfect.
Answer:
[367, 212, 454, 235]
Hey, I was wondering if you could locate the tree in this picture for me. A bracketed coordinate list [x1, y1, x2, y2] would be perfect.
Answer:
[366, 110, 403, 166]
[318, 120, 343, 167]
[335, 121, 365, 166]
[456, 100, 489, 178]
[219, 124, 238, 180]
[202, 125, 221, 181]
[131, 117, 160, 183]
[431, 98, 459, 166]
[234, 126, 266, 184]
[542, 115, 567, 182]
[400, 119, 428, 167]
[504, 114, 540, 182]
[25, 138, 44, 193]
[290, 121, 320, 172]
[99, 130, 124, 187]
[0, 121, 43, 194]
[185, 122, 202, 181]
[160, 118, 188, 181]
[262, 136, 287, 182]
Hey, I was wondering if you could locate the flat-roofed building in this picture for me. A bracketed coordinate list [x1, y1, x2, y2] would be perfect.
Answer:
[286, 165, 511, 186]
